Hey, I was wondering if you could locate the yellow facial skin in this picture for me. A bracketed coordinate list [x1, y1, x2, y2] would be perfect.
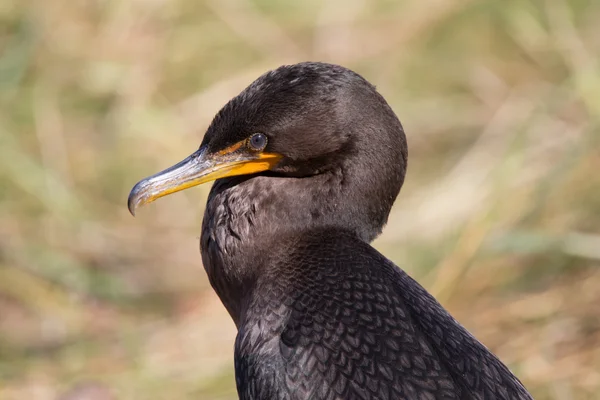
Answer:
[127, 140, 282, 216]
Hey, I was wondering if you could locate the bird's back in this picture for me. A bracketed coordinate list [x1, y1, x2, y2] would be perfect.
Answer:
[234, 229, 532, 400]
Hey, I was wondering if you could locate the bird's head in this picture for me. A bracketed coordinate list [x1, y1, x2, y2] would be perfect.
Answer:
[128, 62, 407, 239]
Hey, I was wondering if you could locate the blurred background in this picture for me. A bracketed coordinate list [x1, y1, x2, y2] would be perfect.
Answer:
[1, 0, 599, 398]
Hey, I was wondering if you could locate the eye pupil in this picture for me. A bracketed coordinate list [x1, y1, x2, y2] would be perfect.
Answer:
[249, 133, 267, 150]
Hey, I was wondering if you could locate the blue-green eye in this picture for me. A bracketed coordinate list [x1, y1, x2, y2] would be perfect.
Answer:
[248, 133, 267, 151]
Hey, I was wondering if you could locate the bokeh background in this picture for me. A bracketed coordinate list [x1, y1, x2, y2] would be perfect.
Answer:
[1, 0, 599, 398]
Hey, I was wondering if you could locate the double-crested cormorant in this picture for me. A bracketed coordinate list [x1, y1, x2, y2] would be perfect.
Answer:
[128, 62, 532, 399]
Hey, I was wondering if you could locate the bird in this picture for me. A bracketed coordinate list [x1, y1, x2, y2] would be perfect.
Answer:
[128, 62, 532, 400]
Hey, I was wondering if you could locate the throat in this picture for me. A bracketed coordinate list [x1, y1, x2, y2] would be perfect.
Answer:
[200, 175, 287, 324]
[199, 170, 385, 325]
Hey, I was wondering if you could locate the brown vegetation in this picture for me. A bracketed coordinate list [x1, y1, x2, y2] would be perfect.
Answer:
[0, 0, 599, 398]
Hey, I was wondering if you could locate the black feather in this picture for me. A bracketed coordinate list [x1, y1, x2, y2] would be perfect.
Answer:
[197, 62, 532, 399]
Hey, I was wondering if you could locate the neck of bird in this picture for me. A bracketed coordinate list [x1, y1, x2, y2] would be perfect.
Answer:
[200, 163, 383, 325]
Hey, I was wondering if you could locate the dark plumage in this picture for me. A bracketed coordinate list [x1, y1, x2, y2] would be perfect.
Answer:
[128, 62, 532, 399]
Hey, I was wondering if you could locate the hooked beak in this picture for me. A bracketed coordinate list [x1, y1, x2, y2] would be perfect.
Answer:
[127, 145, 282, 216]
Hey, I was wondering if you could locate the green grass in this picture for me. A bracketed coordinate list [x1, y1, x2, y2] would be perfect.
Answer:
[1, 0, 599, 398]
